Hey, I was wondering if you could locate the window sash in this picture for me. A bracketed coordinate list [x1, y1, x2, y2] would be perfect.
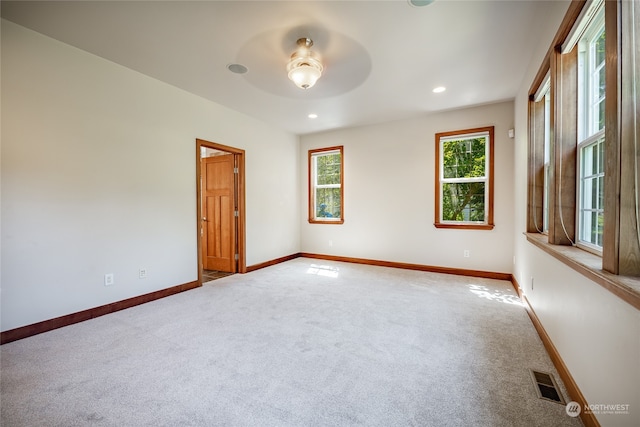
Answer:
[577, 131, 605, 251]
[439, 181, 488, 223]
[578, 6, 605, 141]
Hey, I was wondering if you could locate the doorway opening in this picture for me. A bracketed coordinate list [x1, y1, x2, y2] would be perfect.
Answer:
[196, 139, 246, 284]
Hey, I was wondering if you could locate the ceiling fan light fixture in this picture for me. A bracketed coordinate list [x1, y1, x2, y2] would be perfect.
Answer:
[288, 63, 322, 89]
[287, 38, 323, 89]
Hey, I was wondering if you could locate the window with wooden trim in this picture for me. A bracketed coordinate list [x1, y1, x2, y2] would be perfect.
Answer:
[529, 74, 552, 234]
[309, 146, 344, 224]
[435, 127, 494, 230]
[527, 0, 640, 279]
[542, 84, 552, 234]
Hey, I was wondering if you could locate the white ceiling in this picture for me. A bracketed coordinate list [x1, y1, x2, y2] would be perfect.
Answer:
[1, 0, 554, 135]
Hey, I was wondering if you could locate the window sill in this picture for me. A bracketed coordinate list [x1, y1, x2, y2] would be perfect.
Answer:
[309, 219, 344, 225]
[435, 223, 495, 230]
[525, 233, 640, 310]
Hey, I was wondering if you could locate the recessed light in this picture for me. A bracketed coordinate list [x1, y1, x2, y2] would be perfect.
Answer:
[409, 0, 435, 7]
[308, 113, 318, 119]
[227, 63, 248, 74]
[433, 86, 446, 93]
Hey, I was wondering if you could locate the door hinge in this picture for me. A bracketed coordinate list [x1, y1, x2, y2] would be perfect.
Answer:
[234, 210, 239, 217]
[235, 253, 239, 261]
[233, 167, 239, 174]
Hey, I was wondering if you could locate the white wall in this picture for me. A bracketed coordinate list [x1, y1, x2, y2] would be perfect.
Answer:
[300, 101, 514, 274]
[1, 20, 300, 331]
[512, 2, 640, 426]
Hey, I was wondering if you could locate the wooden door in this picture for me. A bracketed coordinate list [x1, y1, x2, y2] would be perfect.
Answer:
[201, 154, 236, 272]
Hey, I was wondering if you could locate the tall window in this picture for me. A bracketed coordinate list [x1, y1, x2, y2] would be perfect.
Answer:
[435, 126, 494, 230]
[531, 74, 552, 234]
[577, 5, 605, 251]
[543, 86, 552, 233]
[528, 72, 552, 236]
[309, 146, 344, 224]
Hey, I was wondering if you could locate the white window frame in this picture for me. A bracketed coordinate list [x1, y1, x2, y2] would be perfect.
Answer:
[576, 4, 605, 253]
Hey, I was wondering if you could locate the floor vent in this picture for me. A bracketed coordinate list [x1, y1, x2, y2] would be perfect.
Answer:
[530, 370, 565, 404]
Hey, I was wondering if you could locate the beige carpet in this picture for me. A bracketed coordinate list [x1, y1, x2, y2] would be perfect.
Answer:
[1, 258, 582, 426]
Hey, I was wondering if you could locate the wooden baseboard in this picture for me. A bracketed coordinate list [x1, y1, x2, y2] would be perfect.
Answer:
[509, 275, 524, 298]
[0, 256, 513, 345]
[510, 276, 600, 427]
[246, 253, 302, 272]
[247, 252, 512, 282]
[300, 252, 512, 281]
[0, 280, 200, 345]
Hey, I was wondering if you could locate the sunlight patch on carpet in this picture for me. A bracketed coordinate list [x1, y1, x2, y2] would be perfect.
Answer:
[467, 284, 523, 306]
[306, 264, 340, 278]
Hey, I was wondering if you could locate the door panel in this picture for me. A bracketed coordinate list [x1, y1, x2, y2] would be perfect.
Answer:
[201, 154, 236, 272]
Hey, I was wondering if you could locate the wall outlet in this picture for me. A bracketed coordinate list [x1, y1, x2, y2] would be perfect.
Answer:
[104, 273, 114, 286]
[463, 250, 470, 258]
[139, 269, 147, 279]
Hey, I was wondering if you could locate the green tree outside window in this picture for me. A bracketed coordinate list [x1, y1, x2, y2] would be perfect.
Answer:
[435, 127, 494, 230]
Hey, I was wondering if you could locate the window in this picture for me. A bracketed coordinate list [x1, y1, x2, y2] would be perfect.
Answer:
[530, 74, 552, 234]
[542, 85, 552, 233]
[577, 6, 605, 251]
[527, 0, 640, 282]
[309, 146, 344, 224]
[435, 127, 494, 230]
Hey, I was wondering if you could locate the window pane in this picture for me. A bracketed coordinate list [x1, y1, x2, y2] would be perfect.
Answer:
[316, 187, 341, 218]
[596, 212, 604, 247]
[582, 176, 593, 209]
[598, 137, 605, 171]
[589, 177, 599, 209]
[594, 29, 605, 68]
[580, 210, 604, 246]
[442, 137, 486, 179]
[442, 182, 485, 222]
[597, 99, 605, 132]
[582, 143, 595, 177]
[598, 175, 604, 209]
[316, 153, 341, 185]
[591, 141, 599, 175]
[597, 65, 606, 100]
